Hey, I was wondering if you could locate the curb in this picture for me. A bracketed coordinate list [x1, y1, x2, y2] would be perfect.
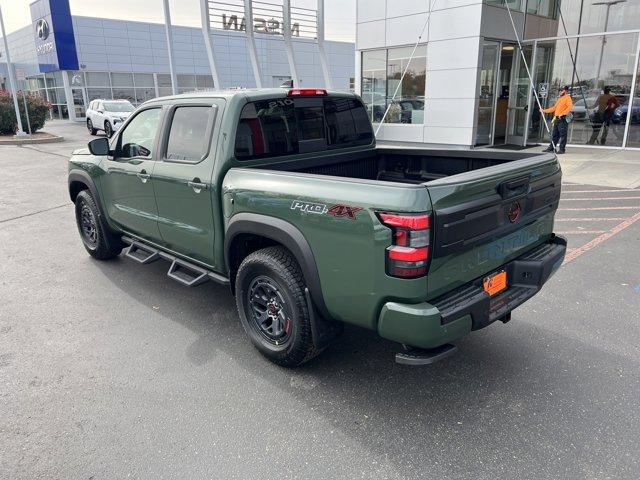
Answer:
[0, 134, 65, 146]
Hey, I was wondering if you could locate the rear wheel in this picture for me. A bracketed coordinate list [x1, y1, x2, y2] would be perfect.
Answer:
[235, 246, 318, 367]
[74, 190, 122, 260]
[87, 119, 97, 135]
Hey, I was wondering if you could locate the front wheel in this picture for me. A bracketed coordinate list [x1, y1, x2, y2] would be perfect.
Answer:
[87, 119, 97, 135]
[235, 246, 319, 367]
[74, 190, 122, 260]
[104, 121, 113, 138]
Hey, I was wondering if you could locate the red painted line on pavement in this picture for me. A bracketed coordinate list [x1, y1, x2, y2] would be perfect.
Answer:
[563, 211, 640, 264]
[560, 196, 640, 201]
[555, 217, 626, 221]
[559, 206, 638, 211]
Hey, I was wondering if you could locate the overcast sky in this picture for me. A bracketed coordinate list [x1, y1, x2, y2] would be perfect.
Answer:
[2, 0, 355, 42]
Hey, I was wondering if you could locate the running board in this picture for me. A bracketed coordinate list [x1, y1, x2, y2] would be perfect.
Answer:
[121, 236, 229, 287]
[125, 241, 160, 264]
[395, 344, 458, 366]
[167, 258, 209, 287]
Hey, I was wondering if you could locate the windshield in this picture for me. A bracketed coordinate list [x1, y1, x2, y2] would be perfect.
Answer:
[104, 102, 134, 113]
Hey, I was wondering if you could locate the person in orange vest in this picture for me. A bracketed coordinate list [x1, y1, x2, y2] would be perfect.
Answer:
[540, 85, 573, 154]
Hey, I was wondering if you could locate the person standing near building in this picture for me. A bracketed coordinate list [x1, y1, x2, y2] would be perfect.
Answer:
[588, 87, 620, 145]
[540, 86, 573, 154]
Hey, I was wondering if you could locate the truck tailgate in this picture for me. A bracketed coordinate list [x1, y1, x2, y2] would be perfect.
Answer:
[425, 154, 561, 299]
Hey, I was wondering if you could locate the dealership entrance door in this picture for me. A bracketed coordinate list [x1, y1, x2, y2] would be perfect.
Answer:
[477, 41, 534, 147]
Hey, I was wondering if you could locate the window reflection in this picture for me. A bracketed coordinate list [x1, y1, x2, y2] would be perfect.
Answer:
[361, 47, 426, 125]
[528, 33, 638, 147]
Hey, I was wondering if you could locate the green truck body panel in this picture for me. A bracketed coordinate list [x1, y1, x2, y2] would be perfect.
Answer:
[68, 89, 566, 350]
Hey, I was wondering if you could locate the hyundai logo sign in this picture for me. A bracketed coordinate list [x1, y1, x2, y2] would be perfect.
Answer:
[36, 18, 49, 41]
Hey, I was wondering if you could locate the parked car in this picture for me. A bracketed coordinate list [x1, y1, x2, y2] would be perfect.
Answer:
[571, 97, 598, 122]
[68, 88, 566, 367]
[86, 99, 135, 137]
[612, 104, 640, 124]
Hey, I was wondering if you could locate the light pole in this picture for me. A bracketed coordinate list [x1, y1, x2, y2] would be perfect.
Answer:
[0, 5, 27, 136]
[592, 0, 626, 85]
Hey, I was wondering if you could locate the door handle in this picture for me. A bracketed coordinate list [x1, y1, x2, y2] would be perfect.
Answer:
[137, 170, 151, 183]
[188, 179, 208, 192]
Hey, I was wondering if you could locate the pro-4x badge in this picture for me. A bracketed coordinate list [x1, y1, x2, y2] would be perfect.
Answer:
[327, 204, 363, 220]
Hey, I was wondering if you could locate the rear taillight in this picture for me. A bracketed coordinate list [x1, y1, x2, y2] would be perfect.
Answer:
[378, 212, 431, 278]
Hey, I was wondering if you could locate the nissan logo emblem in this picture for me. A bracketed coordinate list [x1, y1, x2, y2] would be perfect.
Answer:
[507, 201, 522, 223]
[36, 18, 50, 41]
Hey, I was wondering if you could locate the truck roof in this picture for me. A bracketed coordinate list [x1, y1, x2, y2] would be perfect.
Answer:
[147, 88, 359, 105]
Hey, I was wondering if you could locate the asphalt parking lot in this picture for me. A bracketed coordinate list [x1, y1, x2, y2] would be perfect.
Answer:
[1, 122, 640, 479]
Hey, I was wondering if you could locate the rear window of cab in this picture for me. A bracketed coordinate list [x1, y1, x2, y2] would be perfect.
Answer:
[235, 97, 373, 160]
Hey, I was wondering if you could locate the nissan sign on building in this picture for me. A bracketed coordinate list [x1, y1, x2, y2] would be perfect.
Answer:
[30, 0, 78, 72]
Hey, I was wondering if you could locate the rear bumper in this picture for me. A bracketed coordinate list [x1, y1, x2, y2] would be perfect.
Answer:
[377, 235, 567, 349]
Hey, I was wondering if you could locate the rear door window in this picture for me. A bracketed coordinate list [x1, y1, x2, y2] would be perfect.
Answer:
[235, 97, 373, 160]
[165, 106, 215, 162]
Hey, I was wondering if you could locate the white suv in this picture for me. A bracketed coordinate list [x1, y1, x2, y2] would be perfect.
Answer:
[86, 99, 135, 138]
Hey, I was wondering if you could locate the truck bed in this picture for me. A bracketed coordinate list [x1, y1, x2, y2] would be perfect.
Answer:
[262, 148, 553, 185]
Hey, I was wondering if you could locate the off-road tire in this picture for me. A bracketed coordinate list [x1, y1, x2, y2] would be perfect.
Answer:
[74, 190, 122, 260]
[87, 119, 97, 135]
[236, 246, 319, 367]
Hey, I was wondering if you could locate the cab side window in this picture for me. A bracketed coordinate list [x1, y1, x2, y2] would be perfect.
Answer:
[165, 106, 215, 162]
[116, 108, 161, 159]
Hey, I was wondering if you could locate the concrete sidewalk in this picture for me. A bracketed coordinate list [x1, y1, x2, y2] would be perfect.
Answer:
[534, 146, 640, 188]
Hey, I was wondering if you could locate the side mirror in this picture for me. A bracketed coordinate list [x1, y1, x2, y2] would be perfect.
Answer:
[88, 137, 110, 156]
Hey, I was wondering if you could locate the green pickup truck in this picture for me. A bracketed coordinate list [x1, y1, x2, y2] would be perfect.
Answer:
[68, 88, 566, 367]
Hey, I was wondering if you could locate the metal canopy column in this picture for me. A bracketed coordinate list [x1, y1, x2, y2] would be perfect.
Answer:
[282, 0, 300, 87]
[317, 0, 332, 89]
[244, 0, 263, 88]
[162, 0, 178, 95]
[200, 0, 222, 88]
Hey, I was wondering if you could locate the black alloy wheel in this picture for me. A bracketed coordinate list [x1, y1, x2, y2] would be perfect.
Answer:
[79, 198, 98, 248]
[104, 121, 113, 138]
[246, 275, 293, 346]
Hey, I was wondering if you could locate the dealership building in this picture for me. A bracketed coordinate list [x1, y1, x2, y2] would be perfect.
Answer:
[357, 0, 640, 150]
[0, 0, 354, 122]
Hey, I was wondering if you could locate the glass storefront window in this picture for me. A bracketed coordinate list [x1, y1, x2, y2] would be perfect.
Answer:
[385, 46, 426, 124]
[157, 74, 173, 87]
[177, 74, 196, 89]
[196, 75, 215, 89]
[85, 72, 110, 87]
[112, 88, 136, 103]
[87, 88, 112, 101]
[525, 0, 640, 37]
[134, 73, 155, 88]
[135, 88, 156, 104]
[111, 73, 134, 87]
[362, 50, 387, 123]
[361, 47, 427, 125]
[477, 42, 500, 145]
[67, 71, 84, 87]
[625, 51, 640, 148]
[45, 71, 63, 88]
[528, 32, 638, 147]
[486, 0, 525, 11]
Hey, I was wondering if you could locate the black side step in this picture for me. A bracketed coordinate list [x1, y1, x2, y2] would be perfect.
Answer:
[395, 344, 458, 366]
[121, 236, 229, 287]
[125, 241, 160, 264]
[167, 258, 209, 287]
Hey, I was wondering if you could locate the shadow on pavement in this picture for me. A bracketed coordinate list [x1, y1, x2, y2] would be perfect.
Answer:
[94, 254, 639, 478]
